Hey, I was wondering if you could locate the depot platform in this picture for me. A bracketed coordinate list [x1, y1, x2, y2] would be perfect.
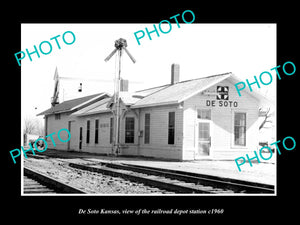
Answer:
[26, 149, 276, 186]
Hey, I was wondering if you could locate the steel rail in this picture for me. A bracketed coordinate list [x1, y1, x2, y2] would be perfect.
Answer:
[24, 167, 86, 194]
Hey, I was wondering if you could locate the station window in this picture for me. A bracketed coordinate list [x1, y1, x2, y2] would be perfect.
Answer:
[55, 113, 61, 120]
[144, 113, 150, 144]
[109, 118, 114, 144]
[168, 112, 175, 145]
[86, 120, 90, 144]
[234, 112, 246, 146]
[95, 119, 99, 144]
[125, 117, 135, 143]
[197, 109, 211, 120]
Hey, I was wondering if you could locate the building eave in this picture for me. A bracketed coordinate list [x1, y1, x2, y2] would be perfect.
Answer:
[131, 100, 179, 109]
[69, 93, 109, 111]
[36, 93, 110, 116]
[74, 109, 111, 117]
[178, 73, 232, 103]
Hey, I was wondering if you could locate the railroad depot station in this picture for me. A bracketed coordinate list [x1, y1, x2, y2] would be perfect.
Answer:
[37, 64, 274, 161]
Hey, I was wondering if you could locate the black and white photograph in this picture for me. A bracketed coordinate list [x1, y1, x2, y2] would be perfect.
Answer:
[20, 23, 276, 196]
[4, 4, 298, 221]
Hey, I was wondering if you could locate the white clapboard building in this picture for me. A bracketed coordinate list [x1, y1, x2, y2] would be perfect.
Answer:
[38, 64, 273, 160]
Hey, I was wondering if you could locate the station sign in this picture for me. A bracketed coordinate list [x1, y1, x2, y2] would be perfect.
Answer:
[205, 86, 238, 107]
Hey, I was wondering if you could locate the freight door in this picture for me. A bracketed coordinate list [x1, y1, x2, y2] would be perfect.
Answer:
[68, 121, 76, 151]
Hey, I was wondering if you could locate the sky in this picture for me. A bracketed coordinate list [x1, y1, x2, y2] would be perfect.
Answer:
[21, 23, 276, 124]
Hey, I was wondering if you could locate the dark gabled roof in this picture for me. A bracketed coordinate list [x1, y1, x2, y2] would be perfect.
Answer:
[37, 93, 107, 116]
[71, 97, 111, 116]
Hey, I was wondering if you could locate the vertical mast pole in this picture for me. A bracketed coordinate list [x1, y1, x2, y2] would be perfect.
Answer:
[104, 38, 135, 156]
[115, 48, 122, 155]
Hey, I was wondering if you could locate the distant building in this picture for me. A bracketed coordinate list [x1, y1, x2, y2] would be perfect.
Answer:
[38, 64, 274, 161]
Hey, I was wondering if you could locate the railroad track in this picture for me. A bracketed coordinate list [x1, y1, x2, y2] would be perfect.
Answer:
[25, 154, 274, 194]
[120, 163, 275, 193]
[24, 167, 86, 194]
[24, 175, 56, 194]
[68, 162, 274, 194]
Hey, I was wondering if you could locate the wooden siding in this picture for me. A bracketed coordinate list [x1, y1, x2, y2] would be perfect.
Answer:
[75, 113, 113, 154]
[183, 79, 260, 160]
[138, 105, 183, 160]
[45, 113, 71, 150]
[44, 79, 260, 161]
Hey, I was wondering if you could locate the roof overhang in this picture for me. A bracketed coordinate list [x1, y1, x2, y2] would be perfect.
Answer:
[37, 93, 110, 116]
[72, 108, 111, 117]
[131, 101, 179, 109]
[177, 73, 231, 103]
[131, 73, 232, 109]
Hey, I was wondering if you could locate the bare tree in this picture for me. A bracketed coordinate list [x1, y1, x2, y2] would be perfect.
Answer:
[23, 117, 44, 135]
[23, 117, 36, 134]
[36, 119, 44, 136]
[259, 107, 273, 130]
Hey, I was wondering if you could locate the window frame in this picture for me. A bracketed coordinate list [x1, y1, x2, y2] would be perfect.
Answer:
[168, 112, 175, 145]
[95, 119, 99, 144]
[86, 120, 90, 144]
[55, 113, 61, 120]
[144, 113, 150, 144]
[125, 117, 135, 144]
[109, 117, 114, 144]
[233, 112, 246, 147]
[197, 109, 211, 120]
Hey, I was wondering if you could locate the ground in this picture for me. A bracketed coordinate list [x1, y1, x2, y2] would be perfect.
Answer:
[25, 148, 276, 186]
[24, 157, 175, 194]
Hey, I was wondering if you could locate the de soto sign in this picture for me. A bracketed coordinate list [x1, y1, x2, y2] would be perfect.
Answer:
[206, 86, 238, 108]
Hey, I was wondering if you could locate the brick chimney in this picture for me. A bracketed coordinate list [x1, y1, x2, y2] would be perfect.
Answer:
[171, 63, 180, 85]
